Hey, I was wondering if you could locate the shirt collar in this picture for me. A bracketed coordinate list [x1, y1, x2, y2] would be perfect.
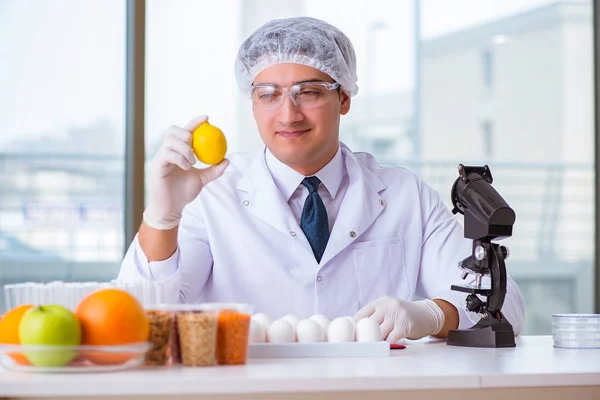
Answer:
[265, 144, 345, 201]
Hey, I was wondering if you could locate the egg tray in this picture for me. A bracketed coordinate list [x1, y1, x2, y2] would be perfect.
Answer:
[248, 341, 390, 358]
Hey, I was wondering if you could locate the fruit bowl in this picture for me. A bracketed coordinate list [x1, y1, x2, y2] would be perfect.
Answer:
[0, 342, 150, 373]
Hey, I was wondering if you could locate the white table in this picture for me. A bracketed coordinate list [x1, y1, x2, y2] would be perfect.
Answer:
[1, 336, 599, 400]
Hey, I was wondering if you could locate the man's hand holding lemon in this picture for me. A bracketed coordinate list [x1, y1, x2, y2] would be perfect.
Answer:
[143, 116, 229, 231]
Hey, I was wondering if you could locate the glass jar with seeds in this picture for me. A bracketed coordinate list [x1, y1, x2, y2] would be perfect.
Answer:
[207, 303, 254, 365]
[175, 305, 220, 367]
[144, 308, 173, 366]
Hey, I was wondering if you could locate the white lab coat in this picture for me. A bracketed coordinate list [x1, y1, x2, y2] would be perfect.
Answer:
[118, 143, 525, 333]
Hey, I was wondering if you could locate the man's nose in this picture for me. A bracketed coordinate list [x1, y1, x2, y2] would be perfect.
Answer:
[277, 95, 304, 125]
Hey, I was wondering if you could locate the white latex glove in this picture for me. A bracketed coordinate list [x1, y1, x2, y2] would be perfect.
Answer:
[143, 116, 229, 230]
[354, 296, 445, 342]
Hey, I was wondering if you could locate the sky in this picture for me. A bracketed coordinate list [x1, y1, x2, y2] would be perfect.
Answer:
[0, 0, 573, 152]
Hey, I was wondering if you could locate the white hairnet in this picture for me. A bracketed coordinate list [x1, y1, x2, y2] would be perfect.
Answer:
[235, 16, 359, 97]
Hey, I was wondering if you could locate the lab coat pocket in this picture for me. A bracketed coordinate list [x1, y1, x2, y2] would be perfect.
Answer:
[351, 237, 409, 306]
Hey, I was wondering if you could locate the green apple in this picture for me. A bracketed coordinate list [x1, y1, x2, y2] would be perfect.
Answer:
[18, 305, 82, 367]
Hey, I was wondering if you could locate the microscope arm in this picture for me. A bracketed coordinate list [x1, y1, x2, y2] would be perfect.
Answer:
[488, 243, 508, 313]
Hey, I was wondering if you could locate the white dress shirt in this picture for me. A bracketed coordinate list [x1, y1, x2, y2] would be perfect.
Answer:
[265, 145, 347, 233]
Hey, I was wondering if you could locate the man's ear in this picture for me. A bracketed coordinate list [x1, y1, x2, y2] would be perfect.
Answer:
[340, 91, 351, 115]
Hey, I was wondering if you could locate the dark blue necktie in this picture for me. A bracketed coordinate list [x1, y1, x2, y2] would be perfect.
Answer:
[300, 176, 330, 263]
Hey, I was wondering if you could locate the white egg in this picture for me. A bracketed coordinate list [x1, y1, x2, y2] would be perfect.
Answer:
[327, 317, 356, 342]
[356, 317, 381, 342]
[345, 316, 357, 327]
[344, 317, 358, 340]
[296, 319, 325, 342]
[249, 319, 266, 343]
[310, 314, 331, 339]
[252, 313, 272, 331]
[281, 314, 300, 329]
[267, 319, 296, 343]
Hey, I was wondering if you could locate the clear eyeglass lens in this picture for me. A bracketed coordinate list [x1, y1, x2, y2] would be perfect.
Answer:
[252, 83, 334, 110]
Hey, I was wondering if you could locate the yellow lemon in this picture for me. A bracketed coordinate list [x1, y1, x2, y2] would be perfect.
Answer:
[192, 121, 227, 165]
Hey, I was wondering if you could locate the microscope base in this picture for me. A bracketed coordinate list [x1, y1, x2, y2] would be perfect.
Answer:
[447, 325, 516, 348]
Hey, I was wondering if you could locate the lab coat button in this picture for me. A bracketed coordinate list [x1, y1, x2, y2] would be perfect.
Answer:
[349, 231, 356, 238]
[242, 200, 249, 206]
[316, 276, 323, 282]
[379, 199, 386, 206]
[290, 231, 297, 237]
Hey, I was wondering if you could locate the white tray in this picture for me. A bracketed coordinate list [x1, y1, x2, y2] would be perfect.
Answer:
[248, 341, 390, 358]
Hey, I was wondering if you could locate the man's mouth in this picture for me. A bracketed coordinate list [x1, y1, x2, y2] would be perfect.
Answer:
[276, 129, 311, 137]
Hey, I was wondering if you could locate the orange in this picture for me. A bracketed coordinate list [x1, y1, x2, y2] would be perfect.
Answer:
[0, 304, 33, 365]
[74, 289, 149, 365]
[192, 121, 227, 165]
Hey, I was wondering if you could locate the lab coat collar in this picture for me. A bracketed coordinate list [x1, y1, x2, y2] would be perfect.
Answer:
[236, 142, 387, 265]
[265, 145, 345, 201]
[236, 147, 303, 241]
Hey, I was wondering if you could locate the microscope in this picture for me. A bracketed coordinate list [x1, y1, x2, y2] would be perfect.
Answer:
[446, 164, 517, 348]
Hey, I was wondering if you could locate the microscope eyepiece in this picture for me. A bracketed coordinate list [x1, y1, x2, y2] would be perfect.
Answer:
[450, 164, 516, 241]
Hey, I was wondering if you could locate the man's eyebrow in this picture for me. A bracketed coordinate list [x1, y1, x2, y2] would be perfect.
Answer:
[294, 79, 327, 84]
[253, 78, 328, 86]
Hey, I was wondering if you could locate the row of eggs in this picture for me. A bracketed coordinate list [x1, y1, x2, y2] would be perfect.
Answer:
[250, 313, 381, 343]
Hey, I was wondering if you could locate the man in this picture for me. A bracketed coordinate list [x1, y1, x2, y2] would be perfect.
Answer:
[118, 16, 525, 342]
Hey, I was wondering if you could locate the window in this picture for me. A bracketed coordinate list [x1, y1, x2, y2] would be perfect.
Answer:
[0, 0, 126, 312]
[481, 120, 494, 157]
[143, 0, 596, 335]
[3, 0, 595, 336]
[482, 48, 494, 88]
[421, 0, 595, 334]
